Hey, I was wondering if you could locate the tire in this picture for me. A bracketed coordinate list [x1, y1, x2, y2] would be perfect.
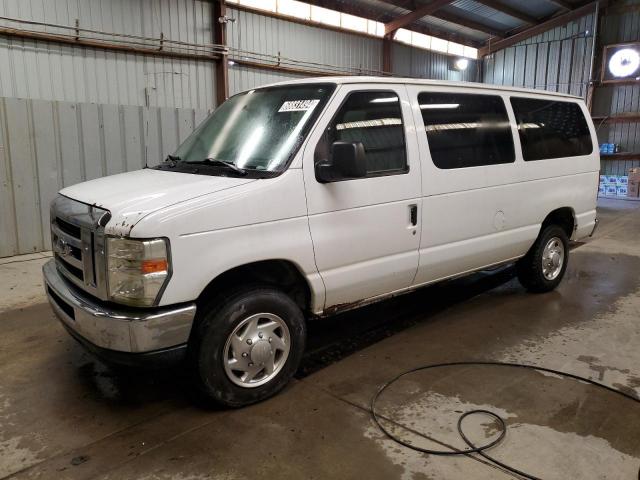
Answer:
[516, 224, 569, 293]
[188, 285, 306, 407]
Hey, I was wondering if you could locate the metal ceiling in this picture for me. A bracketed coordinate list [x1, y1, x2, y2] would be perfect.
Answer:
[347, 0, 584, 46]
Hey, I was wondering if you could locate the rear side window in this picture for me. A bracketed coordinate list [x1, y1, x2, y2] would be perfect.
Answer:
[418, 92, 514, 169]
[510, 98, 593, 161]
[316, 90, 407, 176]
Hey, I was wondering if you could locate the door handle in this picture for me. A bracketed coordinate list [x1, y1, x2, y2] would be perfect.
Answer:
[409, 204, 418, 226]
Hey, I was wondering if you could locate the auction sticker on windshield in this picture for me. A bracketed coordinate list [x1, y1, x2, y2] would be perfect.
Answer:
[278, 99, 320, 112]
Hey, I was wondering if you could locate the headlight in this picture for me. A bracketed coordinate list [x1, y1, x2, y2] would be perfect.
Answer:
[106, 237, 170, 307]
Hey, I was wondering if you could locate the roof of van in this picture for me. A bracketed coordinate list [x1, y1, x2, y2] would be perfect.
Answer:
[260, 76, 583, 100]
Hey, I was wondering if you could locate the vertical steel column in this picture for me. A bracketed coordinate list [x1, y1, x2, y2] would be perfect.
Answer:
[214, 0, 229, 105]
[585, 1, 600, 111]
[383, 34, 393, 75]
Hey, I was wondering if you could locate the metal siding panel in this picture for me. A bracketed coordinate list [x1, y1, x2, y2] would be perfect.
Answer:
[524, 44, 537, 89]
[102, 104, 125, 176]
[159, 107, 179, 158]
[142, 107, 161, 167]
[389, 42, 478, 81]
[57, 102, 85, 186]
[0, 0, 214, 109]
[546, 42, 561, 92]
[177, 108, 193, 144]
[123, 105, 144, 171]
[493, 50, 505, 85]
[227, 7, 383, 75]
[483, 12, 595, 96]
[228, 64, 304, 95]
[32, 99, 61, 250]
[513, 46, 526, 88]
[558, 39, 573, 95]
[0, 98, 19, 257]
[1, 101, 208, 258]
[5, 98, 43, 253]
[484, 56, 494, 84]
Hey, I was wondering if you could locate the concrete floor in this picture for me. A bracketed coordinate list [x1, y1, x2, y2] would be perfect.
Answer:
[1, 198, 639, 480]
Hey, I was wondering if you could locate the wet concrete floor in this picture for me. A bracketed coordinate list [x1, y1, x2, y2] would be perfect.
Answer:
[1, 198, 639, 479]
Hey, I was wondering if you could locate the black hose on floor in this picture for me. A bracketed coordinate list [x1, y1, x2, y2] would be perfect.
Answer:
[371, 361, 640, 480]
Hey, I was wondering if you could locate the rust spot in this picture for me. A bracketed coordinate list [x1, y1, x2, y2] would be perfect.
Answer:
[322, 298, 372, 317]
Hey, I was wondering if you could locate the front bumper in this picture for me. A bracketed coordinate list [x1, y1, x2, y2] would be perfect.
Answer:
[43, 259, 196, 357]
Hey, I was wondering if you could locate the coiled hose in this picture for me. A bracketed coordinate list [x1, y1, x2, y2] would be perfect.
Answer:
[371, 361, 640, 480]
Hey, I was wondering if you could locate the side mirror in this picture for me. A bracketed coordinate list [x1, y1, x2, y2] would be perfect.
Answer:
[315, 141, 367, 183]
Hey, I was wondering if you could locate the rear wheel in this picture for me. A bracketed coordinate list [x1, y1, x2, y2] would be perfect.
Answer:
[189, 285, 306, 407]
[516, 225, 569, 293]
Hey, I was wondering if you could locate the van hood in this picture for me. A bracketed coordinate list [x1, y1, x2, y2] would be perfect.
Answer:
[59, 169, 255, 235]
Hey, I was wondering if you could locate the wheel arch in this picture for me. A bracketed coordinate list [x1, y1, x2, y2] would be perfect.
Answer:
[541, 207, 576, 239]
[196, 259, 315, 315]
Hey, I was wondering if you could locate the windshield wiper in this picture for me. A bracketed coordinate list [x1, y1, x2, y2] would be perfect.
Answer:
[185, 158, 247, 176]
[164, 154, 180, 167]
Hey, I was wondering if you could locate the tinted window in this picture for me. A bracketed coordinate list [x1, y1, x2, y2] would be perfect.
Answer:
[510, 98, 593, 161]
[418, 92, 514, 169]
[316, 91, 407, 176]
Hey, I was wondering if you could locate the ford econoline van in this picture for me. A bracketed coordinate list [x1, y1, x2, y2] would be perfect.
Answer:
[44, 77, 599, 406]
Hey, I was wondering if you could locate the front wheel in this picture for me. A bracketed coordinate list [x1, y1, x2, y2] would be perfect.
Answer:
[516, 225, 569, 293]
[189, 285, 306, 407]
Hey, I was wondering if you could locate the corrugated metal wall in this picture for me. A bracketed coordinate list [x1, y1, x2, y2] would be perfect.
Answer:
[227, 7, 383, 72]
[229, 64, 304, 96]
[0, 96, 210, 257]
[0, 2, 475, 257]
[225, 7, 479, 92]
[392, 42, 479, 82]
[593, 0, 640, 175]
[482, 14, 595, 97]
[0, 0, 216, 109]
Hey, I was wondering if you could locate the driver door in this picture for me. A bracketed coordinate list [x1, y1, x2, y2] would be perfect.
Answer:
[302, 84, 422, 310]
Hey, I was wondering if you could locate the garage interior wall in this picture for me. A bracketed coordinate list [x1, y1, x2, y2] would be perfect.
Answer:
[225, 6, 479, 93]
[0, 0, 216, 257]
[0, 0, 216, 108]
[483, 0, 640, 176]
[482, 14, 595, 97]
[592, 0, 640, 175]
[0, 1, 481, 258]
[227, 6, 382, 93]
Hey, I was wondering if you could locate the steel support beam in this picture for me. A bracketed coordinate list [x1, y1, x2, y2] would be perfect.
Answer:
[546, 0, 575, 11]
[471, 0, 538, 24]
[384, 0, 455, 35]
[234, 0, 483, 48]
[383, 34, 393, 73]
[378, 0, 503, 42]
[479, 1, 599, 56]
[213, 0, 229, 105]
[432, 10, 506, 37]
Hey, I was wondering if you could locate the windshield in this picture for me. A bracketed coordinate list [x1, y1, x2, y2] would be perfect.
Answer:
[173, 84, 335, 174]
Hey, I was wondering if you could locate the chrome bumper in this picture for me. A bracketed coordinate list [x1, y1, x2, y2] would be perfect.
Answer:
[43, 259, 196, 353]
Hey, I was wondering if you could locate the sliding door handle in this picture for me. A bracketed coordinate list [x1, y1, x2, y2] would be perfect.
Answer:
[409, 204, 418, 226]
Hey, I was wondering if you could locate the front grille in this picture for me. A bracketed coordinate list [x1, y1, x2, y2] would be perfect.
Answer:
[50, 196, 110, 301]
[56, 217, 82, 238]
[56, 254, 84, 281]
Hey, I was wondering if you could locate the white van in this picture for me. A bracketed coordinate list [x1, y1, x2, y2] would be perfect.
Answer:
[44, 77, 599, 406]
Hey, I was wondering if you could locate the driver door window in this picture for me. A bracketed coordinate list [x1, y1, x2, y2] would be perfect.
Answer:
[315, 91, 408, 178]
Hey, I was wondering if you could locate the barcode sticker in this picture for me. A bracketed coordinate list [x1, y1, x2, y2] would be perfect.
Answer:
[278, 99, 320, 112]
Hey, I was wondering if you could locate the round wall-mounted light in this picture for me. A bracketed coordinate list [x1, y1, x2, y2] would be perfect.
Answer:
[454, 58, 469, 71]
[608, 48, 640, 78]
